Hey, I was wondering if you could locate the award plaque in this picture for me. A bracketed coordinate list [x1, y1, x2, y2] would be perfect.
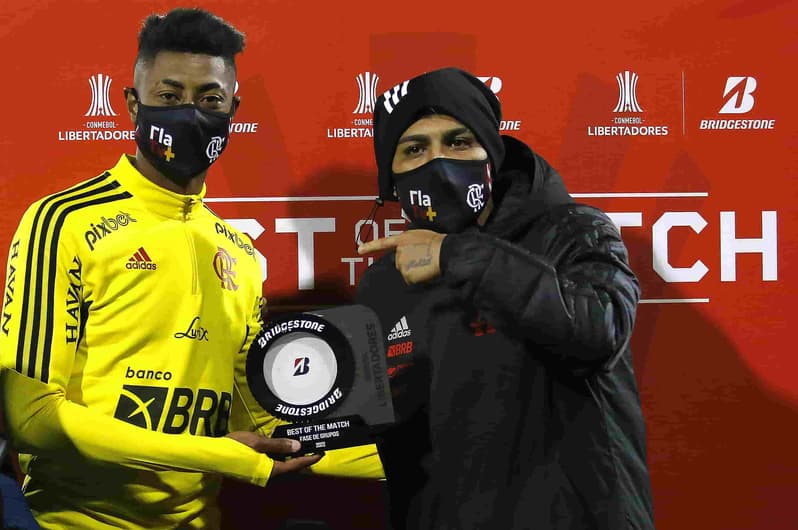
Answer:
[246, 304, 394, 453]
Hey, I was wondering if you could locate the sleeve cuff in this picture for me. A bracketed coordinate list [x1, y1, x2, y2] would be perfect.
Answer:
[439, 232, 460, 277]
[251, 454, 274, 487]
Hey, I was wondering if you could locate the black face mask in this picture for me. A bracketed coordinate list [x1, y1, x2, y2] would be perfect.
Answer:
[394, 157, 492, 233]
[134, 102, 232, 187]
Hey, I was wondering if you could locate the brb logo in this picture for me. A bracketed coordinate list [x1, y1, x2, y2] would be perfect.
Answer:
[114, 381, 232, 436]
[213, 247, 238, 291]
[293, 357, 311, 376]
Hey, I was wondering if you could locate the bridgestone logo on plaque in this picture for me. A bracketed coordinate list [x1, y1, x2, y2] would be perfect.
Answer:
[246, 305, 394, 453]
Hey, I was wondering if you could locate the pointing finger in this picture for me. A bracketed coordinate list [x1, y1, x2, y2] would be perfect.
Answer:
[358, 235, 400, 255]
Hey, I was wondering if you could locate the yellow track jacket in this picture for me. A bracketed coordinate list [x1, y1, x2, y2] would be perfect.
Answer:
[0, 155, 382, 529]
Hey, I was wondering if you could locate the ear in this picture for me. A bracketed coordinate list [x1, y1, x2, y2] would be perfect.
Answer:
[124, 87, 138, 124]
[231, 95, 241, 118]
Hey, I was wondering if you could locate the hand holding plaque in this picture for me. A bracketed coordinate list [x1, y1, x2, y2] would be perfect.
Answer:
[246, 305, 394, 454]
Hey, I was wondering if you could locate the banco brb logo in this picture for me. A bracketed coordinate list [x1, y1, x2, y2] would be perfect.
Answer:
[613, 71, 643, 113]
[85, 73, 118, 117]
[353, 72, 379, 114]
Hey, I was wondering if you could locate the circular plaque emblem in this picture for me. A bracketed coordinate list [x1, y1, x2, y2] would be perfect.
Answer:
[246, 313, 355, 421]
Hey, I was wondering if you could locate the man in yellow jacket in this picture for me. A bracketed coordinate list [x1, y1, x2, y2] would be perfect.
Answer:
[0, 8, 382, 529]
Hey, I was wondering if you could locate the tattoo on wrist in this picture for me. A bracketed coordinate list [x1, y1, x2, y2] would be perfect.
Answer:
[407, 256, 432, 269]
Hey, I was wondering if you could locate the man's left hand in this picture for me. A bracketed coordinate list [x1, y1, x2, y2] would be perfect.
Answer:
[358, 230, 446, 284]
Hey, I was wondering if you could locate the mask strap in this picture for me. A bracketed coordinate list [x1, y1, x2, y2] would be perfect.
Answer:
[355, 197, 384, 250]
[124, 87, 139, 101]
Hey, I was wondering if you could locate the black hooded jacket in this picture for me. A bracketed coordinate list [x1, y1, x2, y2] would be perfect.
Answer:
[356, 136, 655, 530]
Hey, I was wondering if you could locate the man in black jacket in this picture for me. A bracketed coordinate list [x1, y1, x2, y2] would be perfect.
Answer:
[357, 67, 655, 530]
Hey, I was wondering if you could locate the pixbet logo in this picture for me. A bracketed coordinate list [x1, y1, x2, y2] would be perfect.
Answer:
[84, 212, 137, 251]
[215, 222, 255, 256]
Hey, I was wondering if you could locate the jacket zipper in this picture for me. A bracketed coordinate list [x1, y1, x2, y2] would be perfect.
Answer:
[183, 198, 199, 294]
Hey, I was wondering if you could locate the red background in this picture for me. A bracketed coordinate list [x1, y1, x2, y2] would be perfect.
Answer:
[1, 1, 796, 528]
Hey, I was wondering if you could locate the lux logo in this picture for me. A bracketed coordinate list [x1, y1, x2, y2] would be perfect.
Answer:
[409, 190, 431, 207]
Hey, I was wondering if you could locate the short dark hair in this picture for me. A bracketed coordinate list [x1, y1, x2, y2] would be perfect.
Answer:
[136, 8, 245, 68]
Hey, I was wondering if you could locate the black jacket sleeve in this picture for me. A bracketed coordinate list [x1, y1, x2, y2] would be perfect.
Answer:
[439, 204, 640, 377]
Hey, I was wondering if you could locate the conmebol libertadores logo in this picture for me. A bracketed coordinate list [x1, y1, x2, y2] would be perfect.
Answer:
[58, 73, 133, 142]
[613, 70, 644, 113]
[85, 73, 118, 117]
[587, 70, 670, 137]
[327, 71, 381, 139]
[353, 71, 379, 115]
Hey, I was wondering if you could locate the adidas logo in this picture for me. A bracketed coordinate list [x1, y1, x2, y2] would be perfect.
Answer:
[126, 247, 157, 271]
[387, 316, 412, 340]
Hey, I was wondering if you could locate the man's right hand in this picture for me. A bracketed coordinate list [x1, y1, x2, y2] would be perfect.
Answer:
[226, 431, 323, 477]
